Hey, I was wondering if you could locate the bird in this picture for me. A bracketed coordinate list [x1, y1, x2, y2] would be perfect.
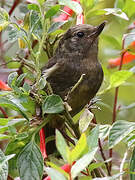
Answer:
[42, 22, 105, 117]
[42, 22, 105, 153]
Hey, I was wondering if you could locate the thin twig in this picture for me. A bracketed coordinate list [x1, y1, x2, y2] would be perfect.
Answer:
[98, 139, 111, 176]
[0, 107, 8, 118]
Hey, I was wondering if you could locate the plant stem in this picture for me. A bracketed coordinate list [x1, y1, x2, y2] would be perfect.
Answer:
[0, 107, 8, 118]
[98, 139, 111, 176]
[35, 21, 47, 88]
[109, 37, 126, 172]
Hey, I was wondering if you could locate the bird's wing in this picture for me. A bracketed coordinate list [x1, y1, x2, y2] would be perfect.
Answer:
[42, 56, 64, 78]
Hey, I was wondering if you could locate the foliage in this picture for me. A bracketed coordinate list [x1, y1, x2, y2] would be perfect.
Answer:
[0, 0, 135, 179]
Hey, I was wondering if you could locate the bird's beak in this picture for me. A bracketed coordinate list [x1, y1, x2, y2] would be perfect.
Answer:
[96, 21, 106, 35]
[89, 21, 106, 38]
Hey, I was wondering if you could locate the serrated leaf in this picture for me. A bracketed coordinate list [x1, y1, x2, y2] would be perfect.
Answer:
[109, 120, 135, 148]
[45, 5, 60, 19]
[79, 109, 94, 133]
[0, 149, 8, 180]
[110, 70, 133, 88]
[45, 167, 67, 180]
[58, 0, 82, 14]
[87, 126, 99, 151]
[71, 148, 97, 179]
[104, 8, 129, 20]
[42, 95, 64, 114]
[56, 129, 68, 161]
[48, 21, 67, 34]
[18, 141, 44, 180]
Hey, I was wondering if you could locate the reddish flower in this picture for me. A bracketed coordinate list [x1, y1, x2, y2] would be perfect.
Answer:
[108, 52, 135, 68]
[108, 41, 135, 68]
[39, 128, 47, 159]
[0, 80, 11, 91]
[44, 164, 72, 180]
[76, 13, 84, 25]
[54, 0, 80, 22]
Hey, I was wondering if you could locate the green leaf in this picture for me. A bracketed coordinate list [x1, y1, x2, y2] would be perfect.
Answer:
[45, 167, 67, 180]
[130, 147, 135, 180]
[123, 0, 135, 17]
[0, 118, 9, 126]
[70, 133, 88, 162]
[114, 0, 125, 9]
[0, 97, 29, 121]
[71, 148, 97, 179]
[29, 11, 42, 38]
[0, 149, 8, 180]
[7, 72, 18, 88]
[79, 109, 94, 133]
[37, 0, 45, 5]
[18, 141, 44, 180]
[89, 159, 111, 172]
[5, 137, 30, 177]
[42, 95, 64, 114]
[104, 8, 129, 20]
[58, 0, 82, 14]
[99, 125, 111, 140]
[48, 21, 67, 34]
[0, 7, 9, 21]
[16, 73, 27, 87]
[27, 4, 40, 12]
[56, 129, 68, 161]
[45, 5, 60, 19]
[0, 134, 11, 140]
[101, 34, 121, 50]
[8, 28, 26, 43]
[39, 77, 46, 90]
[109, 120, 135, 148]
[86, 9, 106, 19]
[87, 126, 99, 151]
[110, 70, 133, 88]
[0, 118, 27, 134]
[46, 162, 69, 179]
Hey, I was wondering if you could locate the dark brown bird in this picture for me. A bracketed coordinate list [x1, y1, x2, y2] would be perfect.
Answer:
[42, 22, 105, 116]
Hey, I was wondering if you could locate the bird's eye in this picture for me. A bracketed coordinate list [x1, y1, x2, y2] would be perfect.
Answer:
[76, 32, 84, 38]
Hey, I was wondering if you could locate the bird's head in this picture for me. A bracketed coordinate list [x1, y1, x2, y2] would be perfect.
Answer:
[56, 22, 106, 57]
